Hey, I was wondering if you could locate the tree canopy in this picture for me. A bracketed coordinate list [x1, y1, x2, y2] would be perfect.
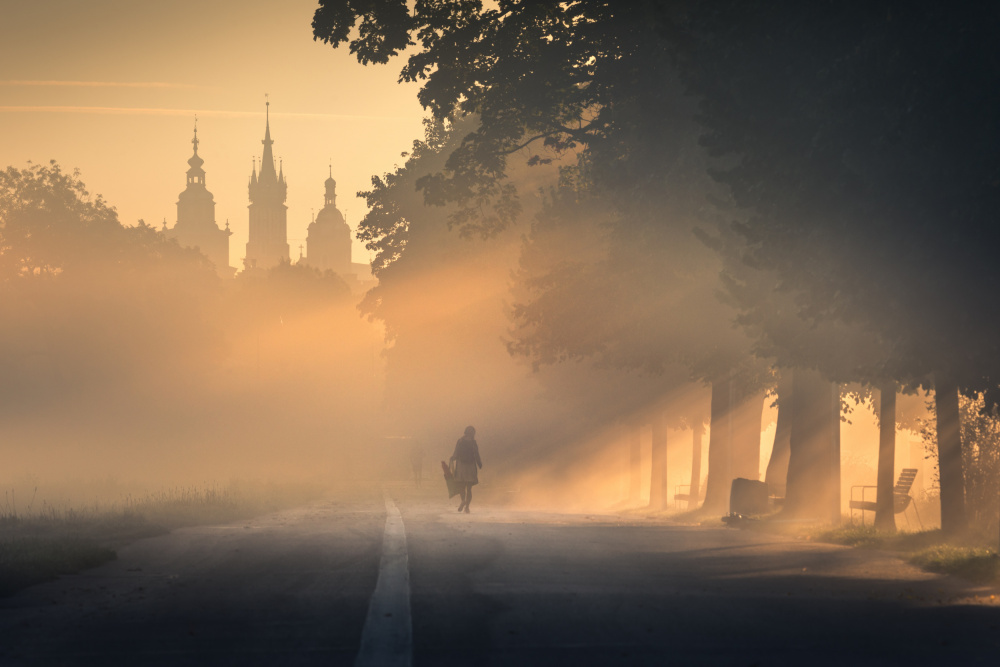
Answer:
[316, 0, 1000, 393]
[674, 2, 1000, 397]
[316, 1, 1000, 525]
[315, 1, 688, 236]
[317, 1, 759, 378]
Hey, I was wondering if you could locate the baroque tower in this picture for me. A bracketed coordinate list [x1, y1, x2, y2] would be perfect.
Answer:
[304, 166, 352, 276]
[165, 119, 233, 277]
[244, 101, 289, 269]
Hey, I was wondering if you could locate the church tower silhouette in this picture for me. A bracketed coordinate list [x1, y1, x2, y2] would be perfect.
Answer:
[304, 165, 352, 276]
[244, 100, 289, 269]
[164, 119, 233, 277]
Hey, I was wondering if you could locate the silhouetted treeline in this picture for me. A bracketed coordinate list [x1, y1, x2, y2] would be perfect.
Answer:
[0, 161, 378, 482]
[0, 162, 222, 409]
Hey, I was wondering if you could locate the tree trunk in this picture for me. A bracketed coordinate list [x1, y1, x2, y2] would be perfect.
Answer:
[732, 389, 766, 482]
[936, 376, 967, 536]
[628, 424, 641, 504]
[703, 376, 765, 513]
[784, 368, 841, 521]
[689, 419, 704, 509]
[649, 413, 668, 510]
[764, 371, 792, 498]
[831, 383, 841, 525]
[702, 379, 732, 513]
[874, 383, 897, 532]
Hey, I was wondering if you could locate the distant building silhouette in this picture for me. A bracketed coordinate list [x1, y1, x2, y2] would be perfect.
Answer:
[303, 167, 352, 276]
[161, 100, 376, 291]
[244, 102, 290, 270]
[163, 120, 234, 278]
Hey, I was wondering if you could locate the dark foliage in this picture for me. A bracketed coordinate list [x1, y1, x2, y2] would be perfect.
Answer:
[672, 2, 1000, 398]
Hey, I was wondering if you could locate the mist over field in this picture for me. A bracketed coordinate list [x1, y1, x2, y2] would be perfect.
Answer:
[0, 230, 378, 495]
[0, 115, 968, 533]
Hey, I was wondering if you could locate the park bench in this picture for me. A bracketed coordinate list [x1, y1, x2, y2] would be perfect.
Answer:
[849, 468, 923, 528]
[674, 484, 692, 508]
[674, 480, 705, 509]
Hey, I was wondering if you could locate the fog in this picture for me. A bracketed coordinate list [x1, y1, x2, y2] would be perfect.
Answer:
[0, 139, 942, 524]
[1, 8, 992, 536]
[0, 170, 380, 505]
[0, 130, 959, 550]
[0, 134, 714, 514]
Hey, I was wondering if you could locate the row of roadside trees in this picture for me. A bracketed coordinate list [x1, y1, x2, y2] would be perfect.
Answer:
[313, 1, 1000, 534]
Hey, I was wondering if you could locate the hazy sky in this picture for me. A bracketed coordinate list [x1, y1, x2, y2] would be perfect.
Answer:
[0, 0, 426, 267]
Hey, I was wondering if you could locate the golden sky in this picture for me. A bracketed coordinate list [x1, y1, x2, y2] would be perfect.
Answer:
[0, 0, 426, 268]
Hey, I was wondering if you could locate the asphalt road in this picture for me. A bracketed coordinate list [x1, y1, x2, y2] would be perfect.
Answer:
[1, 484, 999, 666]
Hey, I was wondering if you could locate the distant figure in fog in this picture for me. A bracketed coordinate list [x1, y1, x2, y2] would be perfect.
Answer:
[450, 426, 482, 513]
[410, 441, 424, 487]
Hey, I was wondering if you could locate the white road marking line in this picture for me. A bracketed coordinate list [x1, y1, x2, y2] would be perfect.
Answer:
[355, 495, 413, 667]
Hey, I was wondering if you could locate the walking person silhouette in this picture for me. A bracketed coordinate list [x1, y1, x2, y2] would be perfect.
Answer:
[450, 426, 482, 513]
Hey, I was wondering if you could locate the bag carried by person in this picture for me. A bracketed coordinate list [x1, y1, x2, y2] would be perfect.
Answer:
[441, 460, 463, 498]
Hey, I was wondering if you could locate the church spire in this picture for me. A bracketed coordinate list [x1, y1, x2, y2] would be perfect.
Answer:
[259, 95, 278, 184]
[263, 97, 272, 148]
[245, 95, 290, 269]
[247, 98, 286, 212]
[185, 116, 205, 185]
[172, 118, 230, 278]
[324, 163, 337, 207]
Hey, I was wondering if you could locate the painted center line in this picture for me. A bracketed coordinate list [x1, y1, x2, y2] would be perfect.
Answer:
[355, 495, 412, 667]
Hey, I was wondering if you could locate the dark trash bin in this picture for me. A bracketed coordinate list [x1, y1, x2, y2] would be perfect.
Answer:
[730, 478, 769, 516]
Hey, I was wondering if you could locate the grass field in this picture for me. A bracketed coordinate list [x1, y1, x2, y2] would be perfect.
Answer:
[0, 481, 324, 597]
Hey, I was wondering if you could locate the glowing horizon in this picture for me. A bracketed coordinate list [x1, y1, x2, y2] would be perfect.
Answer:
[0, 0, 426, 270]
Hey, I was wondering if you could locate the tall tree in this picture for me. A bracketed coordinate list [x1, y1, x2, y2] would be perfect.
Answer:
[315, 1, 770, 512]
[763, 372, 792, 499]
[0, 161, 225, 418]
[627, 423, 642, 503]
[649, 412, 668, 510]
[315, 2, 1000, 528]
[781, 370, 841, 522]
[875, 384, 898, 532]
[684, 410, 707, 509]
[671, 2, 1000, 532]
[935, 378, 967, 534]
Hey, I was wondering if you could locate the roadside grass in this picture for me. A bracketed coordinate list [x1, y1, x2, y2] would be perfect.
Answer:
[711, 513, 1000, 585]
[909, 545, 1000, 583]
[815, 524, 881, 547]
[118, 480, 323, 530]
[815, 524, 1000, 584]
[0, 481, 324, 597]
